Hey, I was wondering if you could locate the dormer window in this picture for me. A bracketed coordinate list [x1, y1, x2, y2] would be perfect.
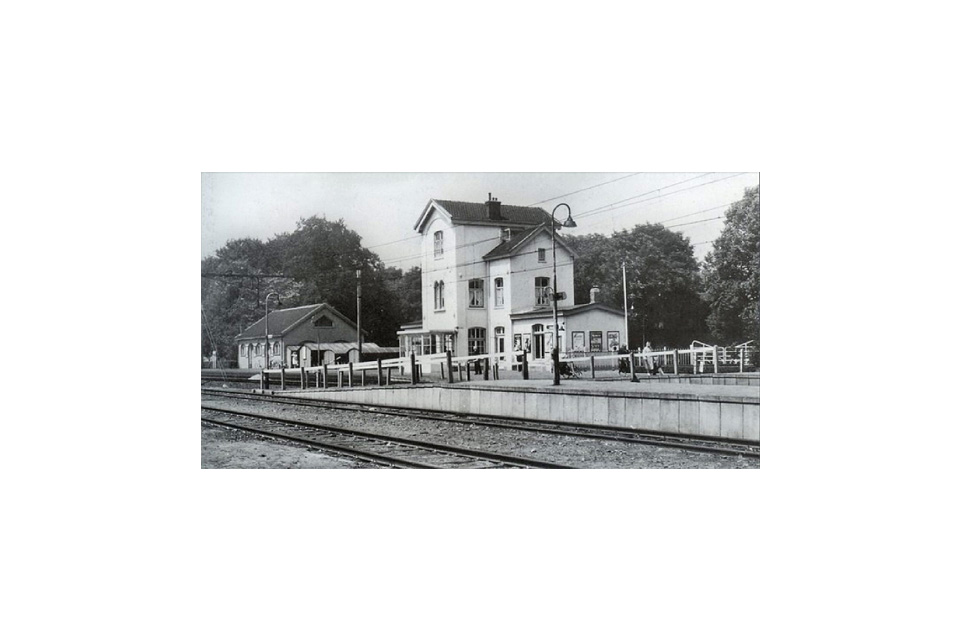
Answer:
[434, 231, 444, 258]
[538, 248, 546, 262]
[501, 228, 511, 242]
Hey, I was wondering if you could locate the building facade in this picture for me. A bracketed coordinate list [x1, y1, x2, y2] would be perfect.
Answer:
[398, 196, 624, 368]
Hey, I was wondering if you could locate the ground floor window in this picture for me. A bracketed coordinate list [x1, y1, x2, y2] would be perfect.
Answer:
[468, 327, 487, 355]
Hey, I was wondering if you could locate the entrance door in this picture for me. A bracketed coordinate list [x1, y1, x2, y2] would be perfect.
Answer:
[533, 324, 545, 360]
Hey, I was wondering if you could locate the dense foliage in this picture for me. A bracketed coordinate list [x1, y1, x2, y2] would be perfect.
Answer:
[201, 218, 421, 364]
[567, 224, 708, 348]
[702, 186, 760, 345]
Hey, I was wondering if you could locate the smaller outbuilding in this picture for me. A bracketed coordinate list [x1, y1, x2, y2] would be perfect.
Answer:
[235, 303, 396, 369]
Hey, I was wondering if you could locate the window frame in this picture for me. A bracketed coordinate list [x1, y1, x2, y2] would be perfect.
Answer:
[494, 277, 504, 307]
[468, 278, 485, 308]
[535, 276, 550, 306]
[434, 231, 444, 258]
[538, 248, 546, 262]
[468, 326, 487, 355]
[434, 280, 445, 311]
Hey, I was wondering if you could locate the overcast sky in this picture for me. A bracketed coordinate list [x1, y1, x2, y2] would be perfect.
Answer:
[201, 172, 759, 270]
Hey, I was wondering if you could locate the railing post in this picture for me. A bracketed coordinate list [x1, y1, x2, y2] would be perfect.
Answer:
[280, 367, 286, 390]
[484, 357, 490, 380]
[493, 361, 499, 380]
[446, 351, 454, 384]
[629, 350, 637, 382]
[712, 346, 719, 374]
[466, 359, 472, 381]
[673, 349, 679, 375]
[590, 355, 596, 379]
[377, 359, 383, 386]
[315, 370, 320, 388]
[361, 369, 366, 387]
[739, 347, 744, 373]
[337, 370, 343, 388]
[300, 366, 306, 389]
[409, 353, 417, 385]
[522, 350, 529, 380]
[261, 368, 268, 391]
[348, 362, 354, 387]
[386, 366, 392, 386]
[322, 364, 328, 388]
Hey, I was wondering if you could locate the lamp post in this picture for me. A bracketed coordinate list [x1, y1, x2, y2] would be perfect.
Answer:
[551, 203, 577, 386]
[264, 292, 280, 369]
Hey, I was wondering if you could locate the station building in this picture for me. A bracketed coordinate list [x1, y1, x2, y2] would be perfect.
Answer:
[236, 302, 395, 369]
[398, 196, 624, 369]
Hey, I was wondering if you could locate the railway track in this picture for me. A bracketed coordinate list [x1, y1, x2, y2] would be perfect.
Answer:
[201, 388, 760, 459]
[201, 405, 572, 469]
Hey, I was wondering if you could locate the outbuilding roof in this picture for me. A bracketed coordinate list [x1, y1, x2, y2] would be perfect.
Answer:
[509, 302, 624, 319]
[235, 303, 358, 340]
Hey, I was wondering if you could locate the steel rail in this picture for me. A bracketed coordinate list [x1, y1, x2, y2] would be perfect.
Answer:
[201, 388, 759, 458]
[201, 405, 571, 469]
[202, 417, 431, 468]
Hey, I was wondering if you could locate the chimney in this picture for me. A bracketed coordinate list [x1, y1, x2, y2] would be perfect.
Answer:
[485, 193, 502, 220]
[590, 286, 600, 304]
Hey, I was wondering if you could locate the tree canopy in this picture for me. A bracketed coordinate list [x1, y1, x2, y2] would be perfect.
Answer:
[567, 223, 708, 348]
[201, 217, 421, 364]
[702, 186, 760, 345]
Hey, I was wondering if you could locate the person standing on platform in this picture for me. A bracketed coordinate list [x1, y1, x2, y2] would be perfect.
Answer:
[643, 341, 662, 375]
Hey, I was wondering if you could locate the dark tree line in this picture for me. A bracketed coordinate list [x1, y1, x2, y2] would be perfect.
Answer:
[201, 217, 421, 365]
[567, 185, 760, 349]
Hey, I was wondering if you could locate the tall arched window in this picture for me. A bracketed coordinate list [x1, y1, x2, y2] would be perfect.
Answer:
[434, 281, 445, 310]
[494, 277, 504, 307]
[434, 231, 444, 258]
[240, 344, 247, 356]
[272, 341, 280, 355]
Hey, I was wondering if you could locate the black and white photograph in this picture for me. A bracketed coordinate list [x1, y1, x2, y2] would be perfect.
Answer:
[201, 172, 760, 469]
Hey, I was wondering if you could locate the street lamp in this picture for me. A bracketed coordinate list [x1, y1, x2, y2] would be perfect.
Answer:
[551, 203, 577, 386]
[264, 291, 280, 369]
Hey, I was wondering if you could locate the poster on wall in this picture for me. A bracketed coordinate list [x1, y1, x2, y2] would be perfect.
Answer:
[590, 331, 603, 352]
[607, 331, 620, 352]
[572, 331, 585, 352]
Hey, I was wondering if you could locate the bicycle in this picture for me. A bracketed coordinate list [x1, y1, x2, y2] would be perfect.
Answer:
[558, 360, 582, 379]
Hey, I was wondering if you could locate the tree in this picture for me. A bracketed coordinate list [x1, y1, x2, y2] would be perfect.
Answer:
[702, 185, 760, 345]
[201, 216, 420, 362]
[567, 223, 708, 348]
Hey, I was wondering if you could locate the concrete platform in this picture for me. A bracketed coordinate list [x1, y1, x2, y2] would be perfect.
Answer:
[278, 373, 760, 444]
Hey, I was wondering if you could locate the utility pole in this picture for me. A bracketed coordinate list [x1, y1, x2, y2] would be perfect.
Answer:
[356, 268, 363, 358]
[622, 261, 629, 350]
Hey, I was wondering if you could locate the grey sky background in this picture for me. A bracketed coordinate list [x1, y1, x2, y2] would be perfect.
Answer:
[201, 172, 759, 270]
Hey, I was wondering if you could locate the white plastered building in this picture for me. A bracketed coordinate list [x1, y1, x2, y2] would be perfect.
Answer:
[398, 196, 624, 369]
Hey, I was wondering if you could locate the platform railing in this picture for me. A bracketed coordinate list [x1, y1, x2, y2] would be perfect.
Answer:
[257, 342, 752, 391]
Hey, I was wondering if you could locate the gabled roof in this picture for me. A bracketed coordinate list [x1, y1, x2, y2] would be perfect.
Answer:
[235, 303, 358, 340]
[414, 198, 553, 232]
[482, 223, 579, 261]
